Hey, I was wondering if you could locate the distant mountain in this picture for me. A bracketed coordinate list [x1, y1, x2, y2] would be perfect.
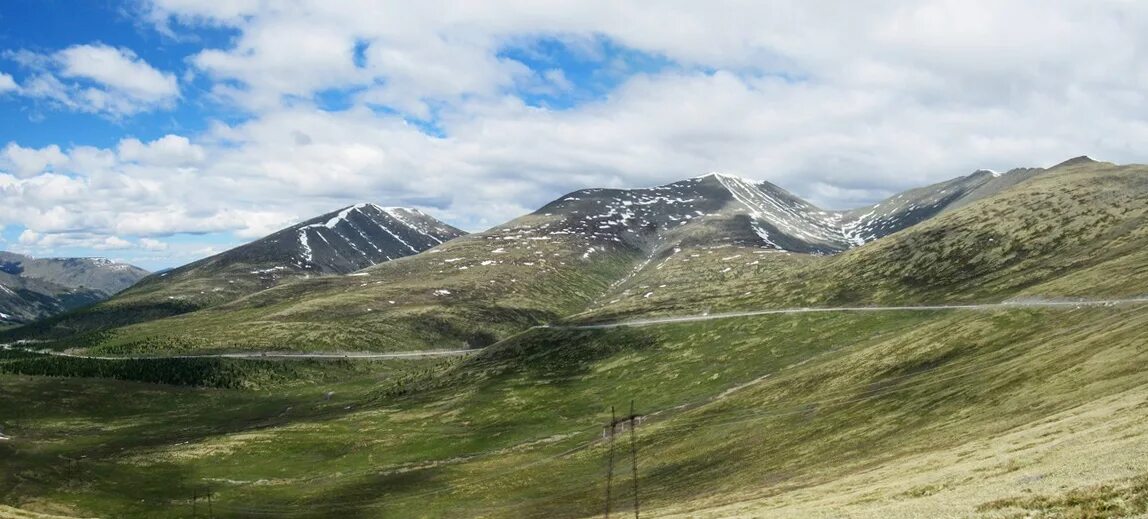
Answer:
[0, 252, 148, 325]
[0, 204, 464, 340]
[533, 168, 1048, 255]
[130, 203, 465, 295]
[24, 162, 1072, 354]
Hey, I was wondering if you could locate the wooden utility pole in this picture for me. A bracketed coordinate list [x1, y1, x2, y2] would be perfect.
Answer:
[629, 400, 640, 519]
[604, 405, 617, 519]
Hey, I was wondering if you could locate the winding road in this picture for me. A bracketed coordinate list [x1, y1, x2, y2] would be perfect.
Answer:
[6, 298, 1145, 360]
[556, 297, 1148, 330]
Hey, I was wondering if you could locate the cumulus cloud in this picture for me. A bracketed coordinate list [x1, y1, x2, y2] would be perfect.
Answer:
[55, 45, 178, 101]
[2, 143, 69, 178]
[5, 1, 1148, 267]
[138, 238, 169, 251]
[117, 135, 205, 166]
[3, 44, 179, 116]
[0, 72, 17, 93]
[18, 230, 133, 251]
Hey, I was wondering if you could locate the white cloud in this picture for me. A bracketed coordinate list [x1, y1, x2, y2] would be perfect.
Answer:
[138, 238, 169, 251]
[5, 1, 1148, 266]
[17, 230, 149, 252]
[3, 44, 178, 116]
[0, 72, 17, 93]
[118, 135, 205, 166]
[99, 236, 134, 250]
[55, 44, 179, 102]
[2, 143, 69, 178]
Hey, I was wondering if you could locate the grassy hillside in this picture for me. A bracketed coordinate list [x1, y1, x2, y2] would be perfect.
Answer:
[17, 160, 1145, 356]
[3, 161, 1148, 517]
[36, 221, 641, 354]
[0, 205, 462, 345]
[576, 159, 1148, 322]
[0, 351, 380, 390]
[2, 303, 1146, 518]
[97, 159, 1148, 354]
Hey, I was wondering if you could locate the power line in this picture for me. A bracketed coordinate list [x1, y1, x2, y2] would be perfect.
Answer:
[204, 348, 1146, 516]
[604, 405, 616, 519]
[629, 400, 640, 519]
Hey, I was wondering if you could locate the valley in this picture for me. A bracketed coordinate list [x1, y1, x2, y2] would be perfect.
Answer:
[2, 157, 1147, 518]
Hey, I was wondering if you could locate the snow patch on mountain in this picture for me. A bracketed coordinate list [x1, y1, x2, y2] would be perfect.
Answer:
[285, 204, 463, 271]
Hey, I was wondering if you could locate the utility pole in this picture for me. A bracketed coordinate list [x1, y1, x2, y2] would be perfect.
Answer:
[629, 400, 640, 519]
[604, 405, 617, 519]
[207, 487, 213, 518]
[192, 489, 197, 518]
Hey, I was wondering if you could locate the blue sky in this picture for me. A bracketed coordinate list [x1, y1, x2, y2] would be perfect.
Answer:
[2, 1, 1145, 270]
[1, 1, 231, 146]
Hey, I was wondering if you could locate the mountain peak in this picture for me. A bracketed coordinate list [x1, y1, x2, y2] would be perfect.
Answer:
[1052, 155, 1098, 169]
[0, 251, 148, 324]
[693, 171, 759, 184]
[288, 203, 463, 270]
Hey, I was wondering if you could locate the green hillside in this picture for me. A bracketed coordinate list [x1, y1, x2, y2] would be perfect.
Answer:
[44, 221, 641, 354]
[51, 158, 1148, 356]
[0, 205, 463, 346]
[576, 158, 1148, 322]
[2, 159, 1148, 518]
[3, 303, 1146, 518]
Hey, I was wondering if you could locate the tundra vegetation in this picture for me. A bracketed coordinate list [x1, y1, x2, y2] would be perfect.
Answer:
[2, 159, 1147, 518]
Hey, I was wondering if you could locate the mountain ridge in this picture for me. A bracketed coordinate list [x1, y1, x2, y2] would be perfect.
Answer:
[0, 204, 464, 340]
[3, 158, 1085, 353]
[0, 252, 148, 324]
[128, 203, 465, 296]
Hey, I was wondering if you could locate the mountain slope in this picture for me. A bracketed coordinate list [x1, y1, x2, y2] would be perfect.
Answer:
[22, 160, 1077, 355]
[6, 159, 1148, 518]
[0, 252, 147, 325]
[5, 279, 1146, 517]
[123, 203, 464, 303]
[532, 167, 1049, 256]
[578, 156, 1148, 322]
[0, 252, 148, 295]
[0, 205, 463, 341]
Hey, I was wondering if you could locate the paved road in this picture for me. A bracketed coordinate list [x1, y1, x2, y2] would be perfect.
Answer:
[556, 298, 1148, 330]
[6, 298, 1144, 359]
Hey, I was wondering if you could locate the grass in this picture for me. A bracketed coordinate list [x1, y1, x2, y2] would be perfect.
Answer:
[9, 160, 1148, 356]
[3, 160, 1148, 517]
[0, 353, 390, 390]
[977, 473, 1148, 518]
[5, 223, 641, 354]
[3, 303, 1147, 517]
[575, 161, 1148, 323]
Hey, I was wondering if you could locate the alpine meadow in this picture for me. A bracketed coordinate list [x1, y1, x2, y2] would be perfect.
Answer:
[2, 2, 1148, 519]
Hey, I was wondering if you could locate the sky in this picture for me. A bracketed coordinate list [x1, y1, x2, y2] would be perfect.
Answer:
[2, 1, 1147, 270]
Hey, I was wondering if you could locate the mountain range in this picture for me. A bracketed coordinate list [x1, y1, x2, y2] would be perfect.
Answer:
[1, 155, 1122, 354]
[0, 252, 148, 325]
[4, 155, 1148, 519]
[126, 203, 464, 301]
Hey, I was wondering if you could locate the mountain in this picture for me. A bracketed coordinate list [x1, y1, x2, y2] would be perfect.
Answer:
[0, 204, 463, 340]
[0, 252, 148, 325]
[0, 252, 148, 294]
[5, 158, 1148, 519]
[577, 155, 1145, 322]
[527, 166, 1047, 255]
[127, 203, 464, 299]
[17, 159, 1103, 355]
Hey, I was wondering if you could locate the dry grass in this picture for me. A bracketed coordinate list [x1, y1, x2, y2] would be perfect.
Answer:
[651, 386, 1148, 518]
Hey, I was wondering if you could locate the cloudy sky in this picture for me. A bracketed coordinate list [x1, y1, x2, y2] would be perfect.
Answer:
[1, 1, 1146, 270]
